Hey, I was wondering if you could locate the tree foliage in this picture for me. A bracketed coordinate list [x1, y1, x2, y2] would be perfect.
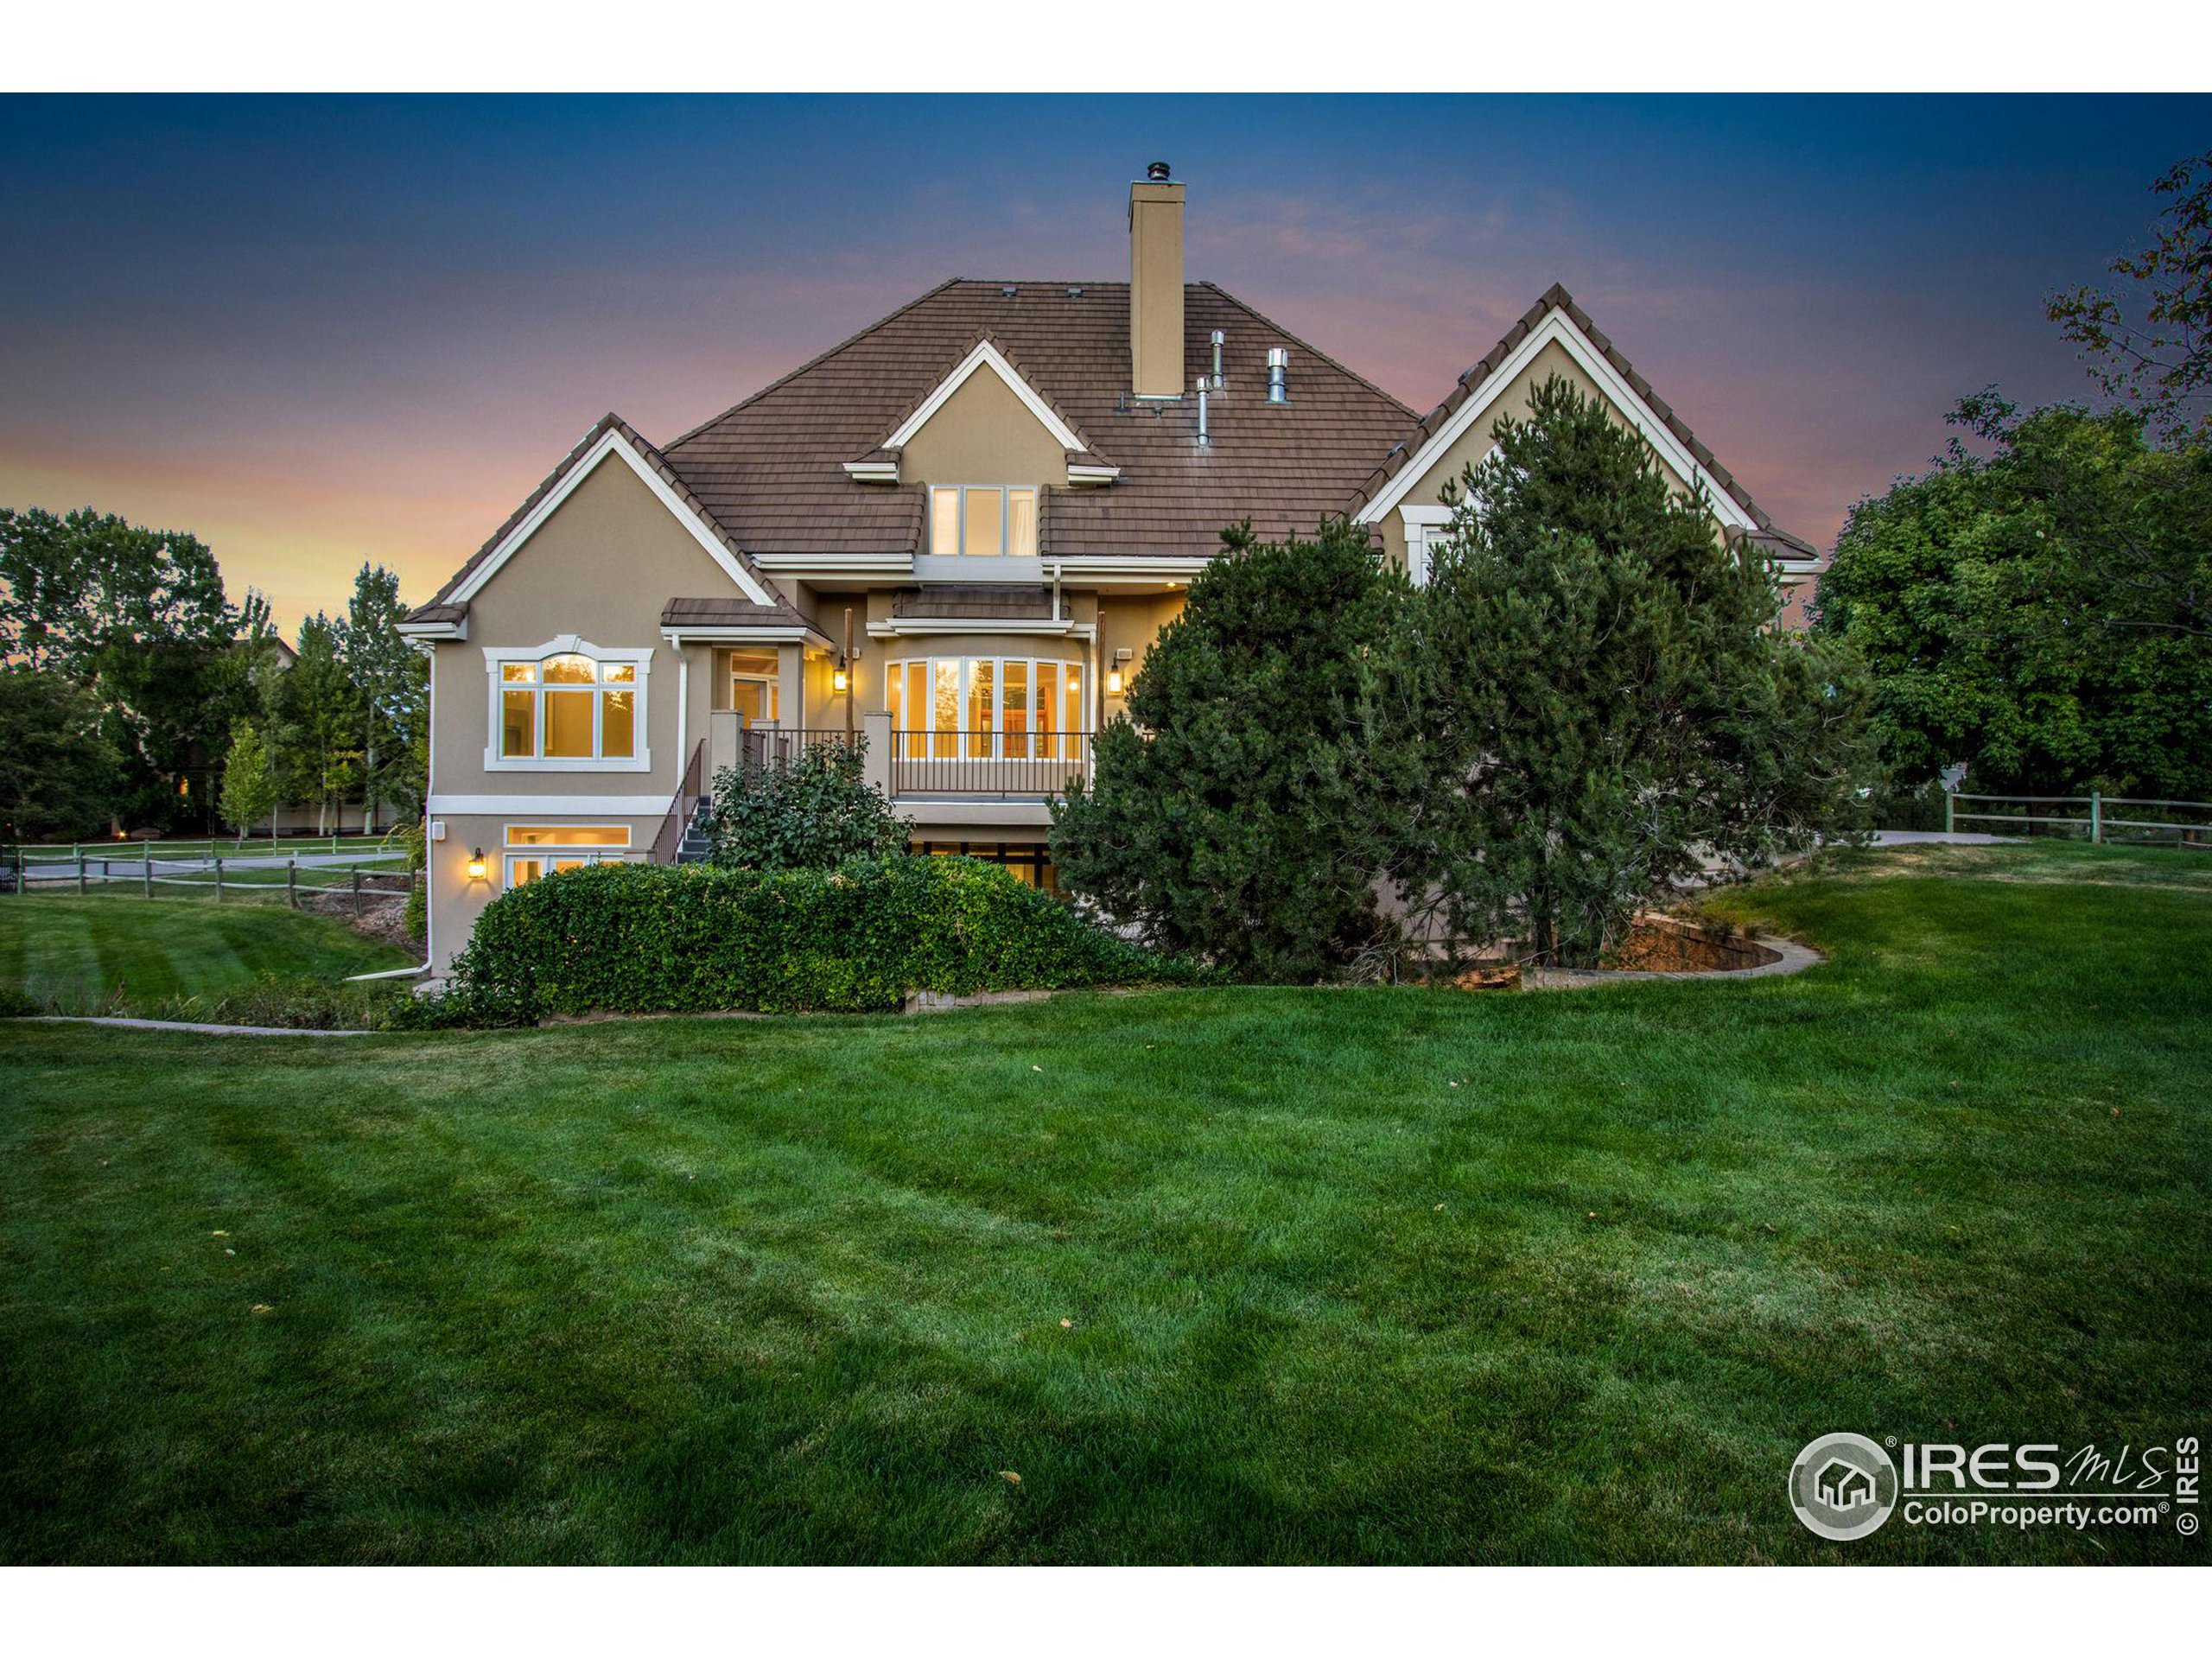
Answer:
[1820, 396, 2212, 799]
[0, 666, 122, 843]
[340, 563, 428, 824]
[272, 613, 361, 834]
[1050, 519, 1428, 982]
[709, 739, 908, 872]
[2048, 149, 2212, 444]
[219, 721, 279, 843]
[1421, 376, 1876, 967]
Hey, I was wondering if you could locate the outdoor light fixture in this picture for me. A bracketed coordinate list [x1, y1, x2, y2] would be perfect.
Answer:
[832, 658, 850, 694]
[467, 848, 487, 881]
[1106, 665, 1124, 696]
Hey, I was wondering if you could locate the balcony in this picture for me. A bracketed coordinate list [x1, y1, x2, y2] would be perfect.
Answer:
[722, 716, 1091, 813]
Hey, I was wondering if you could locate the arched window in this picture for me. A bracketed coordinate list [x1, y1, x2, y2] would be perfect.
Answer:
[484, 638, 652, 770]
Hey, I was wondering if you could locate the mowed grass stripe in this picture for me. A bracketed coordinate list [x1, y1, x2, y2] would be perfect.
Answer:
[0, 897, 412, 1012]
[0, 844, 2205, 1563]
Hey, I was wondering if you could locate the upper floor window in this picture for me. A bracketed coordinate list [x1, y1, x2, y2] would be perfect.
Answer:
[930, 486, 1038, 557]
[728, 647, 779, 724]
[484, 638, 652, 771]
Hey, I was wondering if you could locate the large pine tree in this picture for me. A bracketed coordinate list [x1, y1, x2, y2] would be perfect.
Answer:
[1422, 375, 1873, 966]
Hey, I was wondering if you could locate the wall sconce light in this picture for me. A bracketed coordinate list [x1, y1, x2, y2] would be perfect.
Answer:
[466, 848, 487, 881]
[832, 657, 850, 694]
[1106, 665, 1123, 696]
[1107, 647, 1134, 696]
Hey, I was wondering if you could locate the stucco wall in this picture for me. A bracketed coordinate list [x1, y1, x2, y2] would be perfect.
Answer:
[899, 368, 1069, 499]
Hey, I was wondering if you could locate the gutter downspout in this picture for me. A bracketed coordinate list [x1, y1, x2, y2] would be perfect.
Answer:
[346, 962, 431, 982]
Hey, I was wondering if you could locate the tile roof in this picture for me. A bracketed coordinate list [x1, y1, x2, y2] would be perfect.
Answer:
[1346, 283, 1802, 545]
[660, 594, 821, 631]
[892, 583, 1057, 620]
[663, 280, 1420, 560]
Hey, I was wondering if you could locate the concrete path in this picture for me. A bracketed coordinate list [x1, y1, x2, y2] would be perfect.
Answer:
[22, 1015, 373, 1037]
[1870, 830, 2020, 846]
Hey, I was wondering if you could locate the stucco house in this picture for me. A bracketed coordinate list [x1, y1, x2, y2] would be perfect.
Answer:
[400, 163, 1825, 975]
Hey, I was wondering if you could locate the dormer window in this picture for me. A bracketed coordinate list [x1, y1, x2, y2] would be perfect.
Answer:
[930, 486, 1038, 557]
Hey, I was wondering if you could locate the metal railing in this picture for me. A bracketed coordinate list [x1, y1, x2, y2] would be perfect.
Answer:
[889, 731, 1092, 800]
[648, 738, 709, 865]
[1946, 790, 2212, 846]
[741, 727, 858, 768]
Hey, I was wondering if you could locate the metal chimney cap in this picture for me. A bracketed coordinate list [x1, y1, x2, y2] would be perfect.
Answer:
[1266, 346, 1290, 368]
[1146, 161, 1172, 181]
[1210, 329, 1225, 345]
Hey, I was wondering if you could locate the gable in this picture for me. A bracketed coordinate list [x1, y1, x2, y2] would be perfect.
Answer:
[443, 423, 777, 613]
[1356, 296, 1764, 546]
[899, 360, 1075, 488]
[457, 447, 771, 645]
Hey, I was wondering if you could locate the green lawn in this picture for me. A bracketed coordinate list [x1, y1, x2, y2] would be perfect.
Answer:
[0, 895, 414, 1010]
[2, 844, 2206, 1563]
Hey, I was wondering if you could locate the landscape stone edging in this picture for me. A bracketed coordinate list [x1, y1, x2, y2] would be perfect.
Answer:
[1525, 933, 1823, 988]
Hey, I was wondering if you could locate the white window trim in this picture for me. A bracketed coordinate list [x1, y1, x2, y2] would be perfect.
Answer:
[886, 340, 1089, 454]
[448, 424, 778, 607]
[1399, 505, 1452, 588]
[929, 484, 1040, 557]
[886, 654, 1086, 760]
[1354, 307, 1760, 533]
[482, 635, 654, 772]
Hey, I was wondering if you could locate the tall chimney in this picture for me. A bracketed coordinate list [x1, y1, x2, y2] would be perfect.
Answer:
[1129, 162, 1185, 399]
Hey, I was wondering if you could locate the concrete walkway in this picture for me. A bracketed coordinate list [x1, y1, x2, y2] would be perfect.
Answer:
[22, 1015, 373, 1038]
[1869, 830, 2020, 846]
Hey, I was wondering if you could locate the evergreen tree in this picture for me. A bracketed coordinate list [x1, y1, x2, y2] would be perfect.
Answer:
[1050, 519, 1427, 981]
[1423, 376, 1874, 967]
[275, 613, 361, 834]
[0, 666, 122, 844]
[339, 563, 427, 830]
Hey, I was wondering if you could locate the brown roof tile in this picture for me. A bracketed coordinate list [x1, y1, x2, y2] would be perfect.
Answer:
[664, 281, 1419, 560]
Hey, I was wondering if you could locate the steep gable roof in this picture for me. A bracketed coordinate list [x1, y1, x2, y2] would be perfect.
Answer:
[404, 413, 779, 626]
[664, 280, 1419, 560]
[1348, 283, 1815, 562]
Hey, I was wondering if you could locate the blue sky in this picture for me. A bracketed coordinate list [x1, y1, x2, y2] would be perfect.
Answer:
[3, 93, 2205, 625]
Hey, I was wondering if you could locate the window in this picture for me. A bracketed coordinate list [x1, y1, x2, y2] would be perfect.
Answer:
[485, 639, 651, 770]
[886, 656, 1084, 758]
[728, 647, 779, 724]
[928, 486, 1039, 556]
[913, 840, 1059, 892]
[501, 824, 634, 887]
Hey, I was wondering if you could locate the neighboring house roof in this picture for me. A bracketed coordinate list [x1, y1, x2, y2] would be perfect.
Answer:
[664, 280, 1419, 560]
[1348, 283, 1818, 562]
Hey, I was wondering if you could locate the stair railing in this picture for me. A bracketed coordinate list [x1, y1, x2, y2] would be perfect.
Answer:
[649, 738, 709, 865]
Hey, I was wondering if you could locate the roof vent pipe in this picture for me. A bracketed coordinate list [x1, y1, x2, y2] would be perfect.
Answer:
[1195, 376, 1211, 445]
[1266, 347, 1288, 404]
[1210, 329, 1225, 390]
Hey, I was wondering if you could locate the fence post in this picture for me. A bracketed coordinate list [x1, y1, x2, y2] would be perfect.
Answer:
[2089, 790, 2102, 845]
[143, 844, 153, 899]
[214, 856, 224, 903]
[77, 853, 86, 897]
[1944, 790, 1955, 835]
[288, 858, 298, 909]
[352, 867, 363, 915]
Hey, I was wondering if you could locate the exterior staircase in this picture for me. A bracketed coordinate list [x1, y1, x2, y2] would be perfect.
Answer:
[676, 800, 715, 865]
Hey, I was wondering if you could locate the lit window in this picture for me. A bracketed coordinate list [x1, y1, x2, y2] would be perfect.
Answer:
[489, 644, 648, 765]
[887, 656, 1085, 759]
[928, 486, 1039, 556]
[502, 824, 634, 887]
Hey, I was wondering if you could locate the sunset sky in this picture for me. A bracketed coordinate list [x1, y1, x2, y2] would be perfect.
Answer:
[3, 93, 2206, 631]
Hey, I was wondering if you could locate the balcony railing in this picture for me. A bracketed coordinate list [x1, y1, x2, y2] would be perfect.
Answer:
[741, 726, 858, 769]
[889, 731, 1092, 800]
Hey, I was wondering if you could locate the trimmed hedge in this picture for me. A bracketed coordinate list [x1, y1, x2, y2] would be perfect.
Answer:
[390, 855, 1199, 1027]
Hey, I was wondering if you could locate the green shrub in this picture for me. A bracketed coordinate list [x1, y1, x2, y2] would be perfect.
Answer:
[710, 738, 907, 871]
[396, 855, 1200, 1027]
[0, 984, 42, 1019]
